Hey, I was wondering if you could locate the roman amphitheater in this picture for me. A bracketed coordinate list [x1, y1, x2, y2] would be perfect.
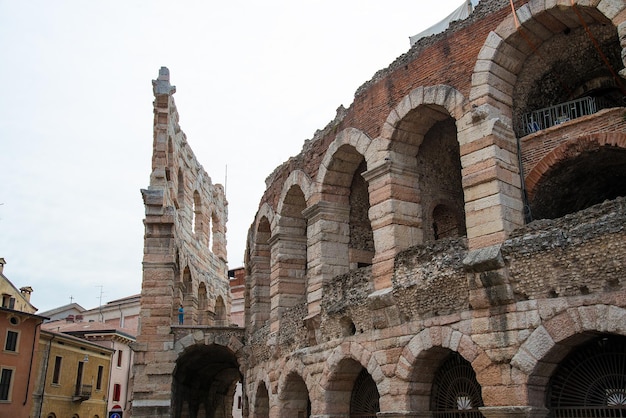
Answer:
[131, 0, 626, 417]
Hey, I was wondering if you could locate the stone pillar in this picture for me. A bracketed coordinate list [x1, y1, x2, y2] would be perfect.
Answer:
[302, 201, 350, 318]
[268, 232, 307, 333]
[363, 158, 422, 290]
[132, 231, 177, 416]
[459, 113, 525, 250]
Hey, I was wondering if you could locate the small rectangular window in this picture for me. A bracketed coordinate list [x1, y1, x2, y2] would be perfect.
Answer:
[0, 368, 13, 401]
[117, 350, 123, 367]
[96, 365, 104, 390]
[52, 356, 62, 384]
[113, 383, 121, 402]
[5, 330, 18, 352]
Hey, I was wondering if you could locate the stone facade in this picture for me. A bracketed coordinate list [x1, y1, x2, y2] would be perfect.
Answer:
[131, 68, 237, 417]
[242, 1, 626, 417]
[133, 1, 626, 417]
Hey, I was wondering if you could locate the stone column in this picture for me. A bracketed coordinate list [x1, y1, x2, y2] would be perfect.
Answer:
[302, 201, 350, 318]
[268, 232, 307, 333]
[459, 112, 525, 250]
[363, 158, 422, 290]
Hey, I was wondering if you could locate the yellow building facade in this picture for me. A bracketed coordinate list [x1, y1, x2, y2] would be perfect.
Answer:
[33, 329, 114, 418]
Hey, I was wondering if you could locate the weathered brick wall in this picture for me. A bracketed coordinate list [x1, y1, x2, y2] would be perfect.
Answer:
[261, 0, 519, 210]
[504, 196, 626, 300]
[393, 237, 469, 318]
[521, 108, 626, 176]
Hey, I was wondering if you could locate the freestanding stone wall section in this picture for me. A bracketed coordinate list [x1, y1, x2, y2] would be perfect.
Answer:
[131, 68, 235, 418]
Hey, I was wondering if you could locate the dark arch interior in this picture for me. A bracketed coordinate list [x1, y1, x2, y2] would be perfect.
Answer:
[530, 146, 626, 220]
[173, 344, 241, 418]
[548, 334, 626, 413]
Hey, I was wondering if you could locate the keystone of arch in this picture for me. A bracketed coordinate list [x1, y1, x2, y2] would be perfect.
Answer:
[511, 304, 626, 376]
[319, 341, 388, 396]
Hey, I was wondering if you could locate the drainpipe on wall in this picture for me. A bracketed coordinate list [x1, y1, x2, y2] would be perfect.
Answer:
[23, 320, 42, 406]
[516, 134, 533, 223]
[34, 333, 55, 418]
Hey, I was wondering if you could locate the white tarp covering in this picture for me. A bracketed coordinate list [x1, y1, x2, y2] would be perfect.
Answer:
[409, 0, 479, 45]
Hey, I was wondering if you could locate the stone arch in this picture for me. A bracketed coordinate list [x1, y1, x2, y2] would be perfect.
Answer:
[253, 381, 270, 418]
[524, 133, 626, 219]
[277, 357, 318, 414]
[318, 342, 384, 416]
[395, 326, 489, 412]
[381, 84, 465, 151]
[277, 369, 311, 418]
[180, 266, 196, 325]
[270, 179, 309, 331]
[214, 295, 226, 327]
[316, 127, 375, 189]
[276, 169, 314, 208]
[197, 282, 208, 325]
[319, 342, 386, 416]
[511, 304, 626, 407]
[316, 132, 376, 269]
[471, 1, 625, 126]
[172, 343, 243, 418]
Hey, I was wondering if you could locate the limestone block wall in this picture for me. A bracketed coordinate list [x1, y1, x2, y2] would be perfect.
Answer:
[132, 68, 231, 417]
[242, 0, 626, 416]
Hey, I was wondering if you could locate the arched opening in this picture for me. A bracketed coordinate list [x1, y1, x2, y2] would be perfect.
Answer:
[547, 334, 626, 417]
[249, 217, 271, 330]
[415, 116, 465, 242]
[349, 159, 374, 268]
[214, 296, 226, 327]
[178, 169, 185, 207]
[172, 344, 241, 418]
[325, 358, 379, 417]
[197, 283, 208, 325]
[350, 367, 380, 417]
[192, 191, 203, 240]
[254, 382, 270, 418]
[181, 267, 195, 325]
[272, 185, 307, 327]
[431, 351, 484, 417]
[280, 372, 310, 418]
[529, 142, 626, 220]
[513, 14, 624, 137]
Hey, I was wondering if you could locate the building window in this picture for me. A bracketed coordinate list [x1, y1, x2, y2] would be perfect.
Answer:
[113, 383, 121, 402]
[52, 356, 62, 384]
[4, 330, 18, 352]
[0, 368, 13, 401]
[96, 365, 104, 390]
[117, 350, 123, 367]
[1, 294, 15, 309]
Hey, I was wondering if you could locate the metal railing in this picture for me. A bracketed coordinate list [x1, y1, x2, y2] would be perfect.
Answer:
[551, 407, 626, 417]
[73, 384, 92, 401]
[519, 96, 599, 136]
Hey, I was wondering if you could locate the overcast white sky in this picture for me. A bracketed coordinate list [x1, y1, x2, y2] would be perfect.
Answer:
[1, 0, 473, 313]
